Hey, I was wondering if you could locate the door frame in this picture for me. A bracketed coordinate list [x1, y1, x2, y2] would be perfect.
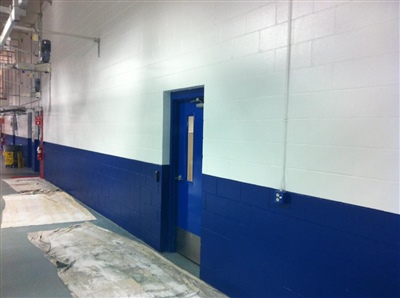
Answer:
[166, 87, 204, 253]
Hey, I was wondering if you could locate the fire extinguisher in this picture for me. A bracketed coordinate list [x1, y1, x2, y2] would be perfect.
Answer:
[37, 145, 43, 161]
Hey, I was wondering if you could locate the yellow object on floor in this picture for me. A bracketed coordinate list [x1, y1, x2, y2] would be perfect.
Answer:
[3, 151, 14, 167]
[17, 151, 23, 168]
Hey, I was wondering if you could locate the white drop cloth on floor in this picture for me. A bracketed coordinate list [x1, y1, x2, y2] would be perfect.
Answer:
[1, 192, 96, 228]
[3, 177, 59, 193]
[28, 222, 227, 298]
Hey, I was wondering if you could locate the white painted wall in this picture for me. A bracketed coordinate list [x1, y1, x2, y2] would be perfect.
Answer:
[2, 114, 29, 139]
[33, 1, 399, 214]
[286, 1, 399, 213]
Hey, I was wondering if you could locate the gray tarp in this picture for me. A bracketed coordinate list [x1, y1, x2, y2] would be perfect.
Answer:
[29, 222, 227, 298]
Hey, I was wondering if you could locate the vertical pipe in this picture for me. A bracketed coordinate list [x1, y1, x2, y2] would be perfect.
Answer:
[39, 109, 44, 178]
[280, 0, 294, 191]
[27, 112, 32, 168]
[38, 0, 43, 60]
[38, 0, 44, 178]
[12, 113, 16, 145]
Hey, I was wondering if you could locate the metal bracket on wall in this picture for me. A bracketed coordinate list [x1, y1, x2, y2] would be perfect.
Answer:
[94, 38, 100, 58]
[0, 62, 51, 73]
[38, 29, 101, 58]
[14, 26, 101, 58]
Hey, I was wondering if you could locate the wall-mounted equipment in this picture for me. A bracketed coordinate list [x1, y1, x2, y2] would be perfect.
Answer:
[14, 26, 101, 58]
[274, 190, 288, 205]
[0, 106, 27, 116]
[14, 62, 51, 73]
[40, 39, 51, 63]
[190, 97, 204, 109]
[34, 116, 42, 126]
[34, 78, 41, 92]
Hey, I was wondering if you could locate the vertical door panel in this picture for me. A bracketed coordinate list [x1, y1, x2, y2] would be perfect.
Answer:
[172, 88, 204, 264]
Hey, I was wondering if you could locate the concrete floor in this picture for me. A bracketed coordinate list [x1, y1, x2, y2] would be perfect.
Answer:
[0, 162, 199, 297]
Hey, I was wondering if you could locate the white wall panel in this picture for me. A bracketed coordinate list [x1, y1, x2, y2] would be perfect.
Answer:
[335, 1, 398, 33]
[287, 144, 399, 182]
[289, 86, 399, 119]
[39, 0, 399, 213]
[313, 20, 399, 66]
[288, 118, 398, 149]
[290, 41, 312, 69]
[260, 22, 288, 51]
[292, 1, 314, 19]
[290, 64, 333, 93]
[292, 9, 335, 43]
[286, 168, 399, 214]
[332, 53, 398, 89]
[203, 157, 282, 189]
[313, 0, 350, 12]
[285, 0, 399, 213]
[245, 3, 276, 33]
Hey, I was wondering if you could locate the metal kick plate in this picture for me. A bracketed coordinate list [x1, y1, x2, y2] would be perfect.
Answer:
[176, 227, 201, 265]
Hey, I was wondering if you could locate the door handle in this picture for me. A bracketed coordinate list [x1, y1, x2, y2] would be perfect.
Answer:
[175, 175, 183, 181]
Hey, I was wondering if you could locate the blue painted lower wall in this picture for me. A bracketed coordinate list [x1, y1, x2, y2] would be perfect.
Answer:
[200, 175, 400, 297]
[43, 142, 400, 297]
[43, 142, 170, 251]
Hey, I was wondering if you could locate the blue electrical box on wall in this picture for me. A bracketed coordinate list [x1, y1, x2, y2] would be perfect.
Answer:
[274, 190, 287, 205]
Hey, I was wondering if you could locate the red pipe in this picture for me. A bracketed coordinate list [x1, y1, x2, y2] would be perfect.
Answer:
[39, 109, 44, 179]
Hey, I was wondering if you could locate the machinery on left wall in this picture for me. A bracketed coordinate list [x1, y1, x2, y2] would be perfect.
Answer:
[0, 1, 49, 171]
[0, 105, 43, 170]
[1, 0, 97, 173]
[0, 105, 26, 167]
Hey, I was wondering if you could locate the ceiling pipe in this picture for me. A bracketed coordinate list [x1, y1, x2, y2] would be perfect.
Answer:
[0, 0, 28, 51]
[0, 6, 11, 14]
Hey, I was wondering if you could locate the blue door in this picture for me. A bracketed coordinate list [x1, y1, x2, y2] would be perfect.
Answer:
[171, 88, 204, 264]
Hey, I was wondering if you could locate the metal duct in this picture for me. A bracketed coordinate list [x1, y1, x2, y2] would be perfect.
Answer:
[0, 0, 28, 51]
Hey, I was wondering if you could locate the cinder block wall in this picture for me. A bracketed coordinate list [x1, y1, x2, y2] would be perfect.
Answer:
[9, 1, 398, 297]
[38, 1, 398, 214]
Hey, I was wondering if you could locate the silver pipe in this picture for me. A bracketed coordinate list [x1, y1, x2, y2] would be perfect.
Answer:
[5, 45, 38, 57]
[13, 25, 99, 43]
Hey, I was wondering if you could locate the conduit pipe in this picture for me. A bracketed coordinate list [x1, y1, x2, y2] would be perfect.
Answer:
[14, 25, 101, 57]
[280, 0, 294, 191]
[0, 0, 28, 51]
[0, 6, 11, 14]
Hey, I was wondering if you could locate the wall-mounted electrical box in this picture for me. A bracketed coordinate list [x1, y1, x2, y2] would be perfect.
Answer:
[274, 190, 287, 205]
